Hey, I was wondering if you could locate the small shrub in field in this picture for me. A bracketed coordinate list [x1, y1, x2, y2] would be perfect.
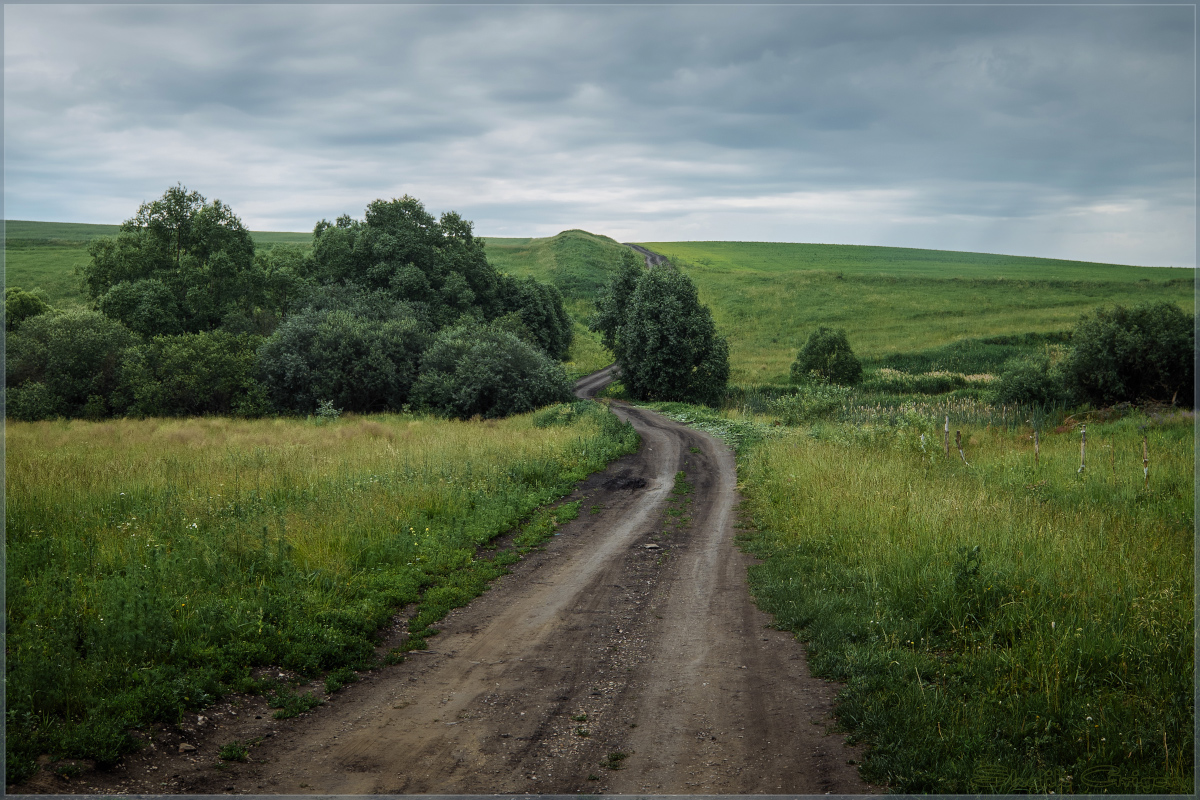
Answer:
[791, 327, 862, 386]
[268, 687, 323, 719]
[324, 666, 358, 694]
[993, 353, 1064, 406]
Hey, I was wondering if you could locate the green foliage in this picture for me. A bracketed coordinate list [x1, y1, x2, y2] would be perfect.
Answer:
[605, 266, 730, 406]
[791, 326, 863, 386]
[114, 330, 271, 418]
[412, 324, 573, 419]
[5, 309, 136, 419]
[324, 666, 359, 694]
[994, 353, 1065, 407]
[589, 249, 643, 361]
[5, 287, 52, 331]
[268, 687, 324, 719]
[97, 278, 183, 338]
[218, 741, 251, 762]
[309, 196, 501, 328]
[257, 303, 428, 415]
[1059, 302, 1194, 407]
[83, 185, 260, 333]
[496, 274, 572, 359]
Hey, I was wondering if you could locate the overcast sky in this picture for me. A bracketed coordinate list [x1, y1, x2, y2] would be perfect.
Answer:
[4, 3, 1195, 267]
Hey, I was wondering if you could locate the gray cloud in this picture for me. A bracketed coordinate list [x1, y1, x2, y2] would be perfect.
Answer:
[4, 3, 1194, 266]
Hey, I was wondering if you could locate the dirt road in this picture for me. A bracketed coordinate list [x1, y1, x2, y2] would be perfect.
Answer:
[19, 370, 872, 795]
[624, 243, 669, 267]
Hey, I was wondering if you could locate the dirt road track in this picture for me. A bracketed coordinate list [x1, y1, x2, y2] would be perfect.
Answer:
[16, 369, 873, 795]
[624, 244, 669, 267]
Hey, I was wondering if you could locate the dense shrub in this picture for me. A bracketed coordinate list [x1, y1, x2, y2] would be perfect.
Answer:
[97, 278, 183, 338]
[114, 330, 271, 417]
[791, 326, 863, 386]
[257, 305, 428, 415]
[412, 324, 573, 419]
[496, 274, 572, 359]
[993, 353, 1064, 407]
[1059, 302, 1194, 406]
[5, 287, 52, 332]
[601, 266, 729, 406]
[5, 310, 136, 419]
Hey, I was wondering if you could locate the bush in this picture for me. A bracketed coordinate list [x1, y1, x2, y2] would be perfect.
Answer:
[993, 353, 1064, 407]
[114, 330, 271, 418]
[412, 324, 573, 419]
[5, 287, 52, 332]
[257, 305, 428, 414]
[97, 278, 184, 338]
[1059, 302, 1194, 406]
[791, 327, 863, 386]
[5, 309, 136, 419]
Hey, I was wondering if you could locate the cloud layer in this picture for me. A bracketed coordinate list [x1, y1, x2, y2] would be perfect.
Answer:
[5, 4, 1195, 266]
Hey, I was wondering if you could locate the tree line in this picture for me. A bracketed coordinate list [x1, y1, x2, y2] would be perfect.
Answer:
[6, 186, 576, 421]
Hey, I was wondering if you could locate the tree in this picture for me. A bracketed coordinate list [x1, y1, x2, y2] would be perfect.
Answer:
[114, 330, 270, 418]
[589, 249, 643, 363]
[84, 184, 260, 333]
[790, 327, 863, 386]
[412, 324, 573, 419]
[1059, 302, 1194, 406]
[606, 266, 729, 406]
[5, 288, 52, 332]
[256, 302, 429, 415]
[496, 274, 572, 359]
[5, 310, 136, 419]
[96, 279, 183, 338]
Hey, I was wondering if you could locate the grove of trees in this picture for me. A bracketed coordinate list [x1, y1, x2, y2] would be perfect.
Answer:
[6, 186, 574, 421]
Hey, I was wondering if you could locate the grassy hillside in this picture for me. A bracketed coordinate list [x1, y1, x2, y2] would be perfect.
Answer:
[4, 221, 310, 308]
[482, 228, 631, 302]
[636, 241, 1194, 383]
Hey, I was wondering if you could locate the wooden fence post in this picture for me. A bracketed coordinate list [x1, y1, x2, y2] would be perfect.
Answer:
[944, 415, 950, 458]
[1077, 424, 1087, 474]
[1143, 435, 1149, 489]
[956, 430, 970, 467]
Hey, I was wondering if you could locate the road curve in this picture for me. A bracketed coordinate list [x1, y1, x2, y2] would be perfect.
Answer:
[624, 243, 669, 267]
[53, 368, 873, 795]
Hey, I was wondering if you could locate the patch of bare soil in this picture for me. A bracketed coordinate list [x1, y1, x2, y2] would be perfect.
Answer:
[13, 372, 875, 795]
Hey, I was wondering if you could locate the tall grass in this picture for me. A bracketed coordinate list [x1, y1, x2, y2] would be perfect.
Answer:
[5, 404, 637, 783]
[738, 410, 1193, 793]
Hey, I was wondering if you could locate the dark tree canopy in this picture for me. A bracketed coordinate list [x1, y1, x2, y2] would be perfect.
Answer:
[5, 288, 52, 332]
[589, 249, 643, 364]
[596, 263, 729, 406]
[84, 184, 259, 332]
[412, 324, 573, 420]
[791, 327, 863, 386]
[1060, 302, 1194, 407]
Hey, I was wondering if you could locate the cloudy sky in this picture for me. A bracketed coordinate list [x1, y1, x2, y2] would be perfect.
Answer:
[4, 2, 1195, 267]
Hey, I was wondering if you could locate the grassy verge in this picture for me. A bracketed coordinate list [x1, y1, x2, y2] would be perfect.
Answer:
[648, 392, 1193, 794]
[5, 401, 637, 784]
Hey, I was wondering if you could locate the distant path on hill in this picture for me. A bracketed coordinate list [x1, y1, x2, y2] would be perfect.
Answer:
[64, 368, 872, 796]
[624, 243, 669, 267]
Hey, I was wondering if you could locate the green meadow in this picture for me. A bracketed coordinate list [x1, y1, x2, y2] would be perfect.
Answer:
[636, 241, 1194, 383]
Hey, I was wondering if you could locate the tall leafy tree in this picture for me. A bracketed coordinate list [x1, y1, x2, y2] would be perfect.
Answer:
[84, 184, 260, 332]
[600, 264, 729, 406]
[589, 248, 643, 364]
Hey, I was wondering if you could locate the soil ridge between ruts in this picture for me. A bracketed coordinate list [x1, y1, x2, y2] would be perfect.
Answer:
[17, 368, 873, 795]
